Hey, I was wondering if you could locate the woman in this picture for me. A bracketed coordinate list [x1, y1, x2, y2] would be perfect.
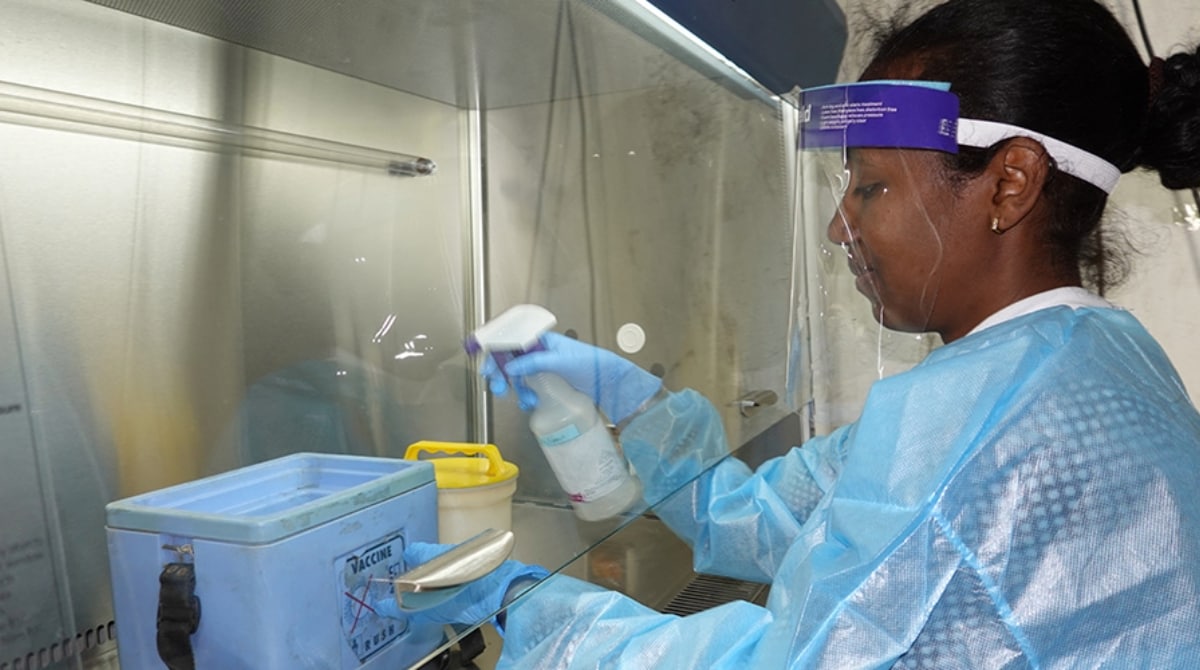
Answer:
[400, 0, 1200, 666]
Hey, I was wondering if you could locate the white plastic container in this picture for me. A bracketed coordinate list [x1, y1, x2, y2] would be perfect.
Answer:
[405, 441, 519, 543]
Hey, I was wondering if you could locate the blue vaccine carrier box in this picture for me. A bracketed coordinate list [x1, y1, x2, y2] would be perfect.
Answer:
[105, 453, 441, 669]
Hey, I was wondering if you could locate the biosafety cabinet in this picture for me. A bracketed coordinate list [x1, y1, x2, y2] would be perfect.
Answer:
[0, 1, 848, 668]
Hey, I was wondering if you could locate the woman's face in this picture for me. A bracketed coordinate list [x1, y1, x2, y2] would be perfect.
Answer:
[826, 147, 992, 340]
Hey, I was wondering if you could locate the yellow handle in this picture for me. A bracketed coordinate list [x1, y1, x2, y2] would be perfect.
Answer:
[404, 441, 503, 477]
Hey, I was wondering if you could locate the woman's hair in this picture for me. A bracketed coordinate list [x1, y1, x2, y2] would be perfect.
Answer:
[862, 0, 1200, 291]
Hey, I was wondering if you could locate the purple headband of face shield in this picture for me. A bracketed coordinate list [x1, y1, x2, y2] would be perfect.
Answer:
[799, 81, 1120, 194]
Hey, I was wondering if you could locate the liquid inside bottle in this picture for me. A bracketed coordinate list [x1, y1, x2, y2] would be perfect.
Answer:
[525, 373, 643, 521]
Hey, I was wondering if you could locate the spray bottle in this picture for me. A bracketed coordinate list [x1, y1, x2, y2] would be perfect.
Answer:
[465, 304, 642, 521]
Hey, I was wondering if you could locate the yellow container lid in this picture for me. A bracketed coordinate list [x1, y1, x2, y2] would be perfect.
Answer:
[404, 441, 519, 490]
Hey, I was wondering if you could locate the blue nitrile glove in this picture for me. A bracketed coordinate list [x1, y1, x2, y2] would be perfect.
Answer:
[483, 332, 663, 425]
[372, 541, 548, 629]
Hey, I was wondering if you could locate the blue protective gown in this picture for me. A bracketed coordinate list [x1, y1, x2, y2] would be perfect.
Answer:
[498, 306, 1200, 668]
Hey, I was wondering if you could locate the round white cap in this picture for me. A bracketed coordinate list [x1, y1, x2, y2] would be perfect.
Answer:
[616, 323, 646, 354]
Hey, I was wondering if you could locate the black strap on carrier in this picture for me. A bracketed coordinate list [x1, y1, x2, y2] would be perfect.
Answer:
[156, 561, 201, 670]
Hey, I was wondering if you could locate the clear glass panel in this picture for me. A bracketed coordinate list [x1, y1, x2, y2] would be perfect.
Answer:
[486, 1, 796, 501]
[480, 4, 800, 624]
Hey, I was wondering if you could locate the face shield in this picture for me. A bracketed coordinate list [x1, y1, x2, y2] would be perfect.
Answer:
[804, 82, 960, 338]
[791, 81, 1120, 428]
[801, 80, 1123, 330]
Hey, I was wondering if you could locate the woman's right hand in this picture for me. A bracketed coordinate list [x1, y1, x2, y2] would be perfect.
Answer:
[482, 332, 662, 424]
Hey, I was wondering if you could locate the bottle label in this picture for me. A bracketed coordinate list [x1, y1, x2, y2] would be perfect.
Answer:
[538, 424, 582, 447]
[537, 423, 629, 503]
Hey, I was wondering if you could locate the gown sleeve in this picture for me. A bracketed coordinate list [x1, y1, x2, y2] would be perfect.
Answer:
[616, 388, 853, 582]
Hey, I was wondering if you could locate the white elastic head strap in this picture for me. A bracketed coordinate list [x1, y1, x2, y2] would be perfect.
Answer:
[957, 118, 1122, 194]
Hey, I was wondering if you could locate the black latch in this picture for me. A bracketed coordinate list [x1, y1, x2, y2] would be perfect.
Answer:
[157, 562, 201, 670]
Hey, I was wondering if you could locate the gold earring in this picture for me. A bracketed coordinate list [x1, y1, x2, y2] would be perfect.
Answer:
[991, 217, 1004, 235]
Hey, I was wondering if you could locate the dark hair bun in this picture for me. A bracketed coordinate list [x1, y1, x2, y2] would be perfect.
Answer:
[1140, 46, 1200, 189]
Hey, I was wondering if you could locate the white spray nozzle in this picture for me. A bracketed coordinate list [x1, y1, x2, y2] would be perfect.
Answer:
[465, 304, 558, 355]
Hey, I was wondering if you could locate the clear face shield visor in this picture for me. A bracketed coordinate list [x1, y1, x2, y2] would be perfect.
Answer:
[791, 82, 1120, 411]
